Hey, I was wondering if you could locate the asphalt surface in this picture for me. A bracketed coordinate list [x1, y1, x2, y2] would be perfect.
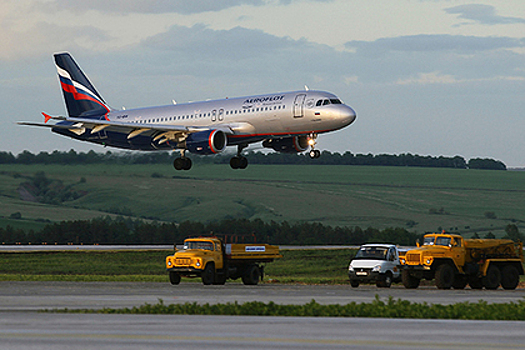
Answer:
[1, 282, 525, 349]
[0, 281, 524, 311]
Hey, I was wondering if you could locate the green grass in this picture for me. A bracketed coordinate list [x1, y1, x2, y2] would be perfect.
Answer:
[0, 249, 355, 283]
[1, 164, 524, 235]
[52, 297, 525, 320]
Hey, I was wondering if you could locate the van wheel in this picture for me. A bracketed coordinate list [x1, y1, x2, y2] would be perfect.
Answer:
[435, 264, 454, 289]
[242, 265, 260, 285]
[501, 265, 519, 290]
[350, 280, 359, 288]
[483, 265, 501, 290]
[377, 272, 392, 288]
[201, 263, 215, 285]
[169, 272, 181, 285]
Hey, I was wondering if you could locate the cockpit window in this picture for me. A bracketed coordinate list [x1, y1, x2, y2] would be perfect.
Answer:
[330, 99, 342, 104]
[316, 100, 323, 107]
[323, 99, 330, 106]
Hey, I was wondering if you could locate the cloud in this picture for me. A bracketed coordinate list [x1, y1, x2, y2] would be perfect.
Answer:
[35, 0, 332, 15]
[445, 4, 525, 26]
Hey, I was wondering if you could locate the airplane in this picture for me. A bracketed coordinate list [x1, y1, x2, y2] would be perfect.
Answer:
[19, 52, 357, 170]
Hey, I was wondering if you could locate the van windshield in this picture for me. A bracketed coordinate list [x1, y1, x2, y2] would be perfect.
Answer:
[184, 241, 214, 251]
[354, 247, 388, 260]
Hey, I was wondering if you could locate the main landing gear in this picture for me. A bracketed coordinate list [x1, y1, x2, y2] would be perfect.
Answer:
[173, 150, 192, 171]
[308, 134, 321, 159]
[230, 144, 248, 170]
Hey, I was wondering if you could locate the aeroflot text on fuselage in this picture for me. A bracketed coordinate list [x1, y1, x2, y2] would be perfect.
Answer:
[18, 52, 357, 171]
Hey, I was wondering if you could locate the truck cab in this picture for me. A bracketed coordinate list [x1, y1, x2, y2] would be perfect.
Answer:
[348, 244, 402, 288]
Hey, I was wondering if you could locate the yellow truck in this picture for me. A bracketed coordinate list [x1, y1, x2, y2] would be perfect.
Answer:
[401, 232, 524, 290]
[165, 237, 282, 285]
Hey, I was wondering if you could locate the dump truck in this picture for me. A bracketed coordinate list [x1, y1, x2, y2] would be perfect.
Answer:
[400, 232, 524, 290]
[348, 244, 404, 288]
[165, 237, 282, 285]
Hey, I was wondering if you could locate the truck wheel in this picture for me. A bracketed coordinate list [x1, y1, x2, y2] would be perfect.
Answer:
[201, 263, 215, 285]
[435, 264, 454, 289]
[452, 275, 467, 289]
[213, 273, 227, 285]
[468, 276, 483, 289]
[483, 265, 501, 290]
[377, 272, 392, 288]
[402, 269, 420, 289]
[169, 272, 181, 285]
[350, 280, 359, 288]
[501, 265, 519, 290]
[242, 265, 260, 285]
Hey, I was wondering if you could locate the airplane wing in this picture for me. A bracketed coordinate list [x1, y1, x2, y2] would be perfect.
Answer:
[18, 114, 247, 144]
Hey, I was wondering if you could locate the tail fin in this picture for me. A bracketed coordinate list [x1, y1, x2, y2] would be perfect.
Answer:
[54, 52, 110, 118]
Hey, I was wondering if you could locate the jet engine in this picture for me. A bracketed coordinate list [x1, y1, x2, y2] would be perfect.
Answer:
[186, 129, 227, 155]
[262, 136, 309, 153]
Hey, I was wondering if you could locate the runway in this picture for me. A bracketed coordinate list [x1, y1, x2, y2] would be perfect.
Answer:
[1, 282, 524, 349]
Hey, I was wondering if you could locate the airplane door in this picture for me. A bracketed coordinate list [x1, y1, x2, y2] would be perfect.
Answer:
[293, 94, 306, 118]
[218, 109, 224, 121]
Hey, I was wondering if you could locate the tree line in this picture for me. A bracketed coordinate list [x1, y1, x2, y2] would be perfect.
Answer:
[0, 217, 422, 246]
[0, 150, 506, 170]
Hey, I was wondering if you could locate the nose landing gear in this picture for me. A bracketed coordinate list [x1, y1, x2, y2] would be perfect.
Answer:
[308, 134, 321, 159]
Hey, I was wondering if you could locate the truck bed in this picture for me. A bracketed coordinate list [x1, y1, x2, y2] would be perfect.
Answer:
[226, 244, 282, 261]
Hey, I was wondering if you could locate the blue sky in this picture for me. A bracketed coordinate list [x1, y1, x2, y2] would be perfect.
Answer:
[2, 0, 524, 166]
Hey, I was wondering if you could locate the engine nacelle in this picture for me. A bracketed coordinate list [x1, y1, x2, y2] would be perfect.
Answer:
[262, 136, 309, 153]
[186, 129, 227, 155]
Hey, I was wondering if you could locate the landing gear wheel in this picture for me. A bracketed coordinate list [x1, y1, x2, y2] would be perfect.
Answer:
[169, 272, 181, 285]
[174, 157, 192, 171]
[309, 149, 321, 159]
[230, 156, 248, 169]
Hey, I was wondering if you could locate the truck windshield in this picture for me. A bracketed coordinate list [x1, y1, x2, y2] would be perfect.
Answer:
[354, 247, 388, 260]
[184, 241, 214, 251]
[423, 236, 451, 246]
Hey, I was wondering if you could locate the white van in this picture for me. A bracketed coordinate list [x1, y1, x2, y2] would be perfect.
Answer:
[348, 244, 402, 288]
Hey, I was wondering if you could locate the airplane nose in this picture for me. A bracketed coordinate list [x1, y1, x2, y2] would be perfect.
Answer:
[340, 106, 357, 125]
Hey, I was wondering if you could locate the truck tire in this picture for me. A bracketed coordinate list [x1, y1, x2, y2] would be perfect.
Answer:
[483, 265, 501, 290]
[242, 265, 260, 285]
[213, 273, 227, 285]
[501, 265, 519, 290]
[468, 276, 483, 289]
[201, 263, 215, 285]
[452, 275, 468, 289]
[376, 272, 392, 288]
[435, 264, 454, 290]
[169, 272, 181, 285]
[402, 269, 420, 289]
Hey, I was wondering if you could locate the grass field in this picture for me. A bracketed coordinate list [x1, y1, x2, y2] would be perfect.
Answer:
[1, 163, 524, 237]
[0, 249, 355, 284]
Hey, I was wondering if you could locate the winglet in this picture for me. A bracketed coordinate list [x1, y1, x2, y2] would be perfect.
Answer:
[42, 112, 53, 123]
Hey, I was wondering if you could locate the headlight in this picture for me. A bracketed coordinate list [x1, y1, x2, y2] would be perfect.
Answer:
[167, 260, 172, 267]
[373, 265, 381, 272]
[349, 266, 354, 272]
[195, 260, 201, 267]
[425, 259, 431, 265]
[400, 258, 405, 264]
